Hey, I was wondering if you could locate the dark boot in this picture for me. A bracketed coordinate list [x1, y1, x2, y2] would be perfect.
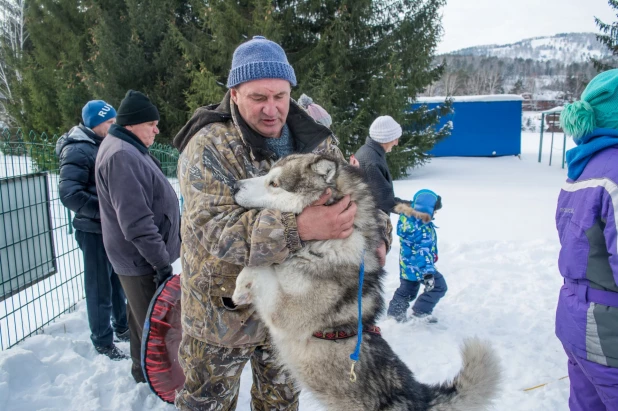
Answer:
[114, 328, 130, 343]
[95, 344, 129, 361]
[387, 298, 409, 322]
[132, 363, 146, 383]
[387, 278, 421, 322]
[412, 311, 438, 323]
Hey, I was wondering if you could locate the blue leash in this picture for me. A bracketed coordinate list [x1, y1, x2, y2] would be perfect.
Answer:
[349, 250, 365, 382]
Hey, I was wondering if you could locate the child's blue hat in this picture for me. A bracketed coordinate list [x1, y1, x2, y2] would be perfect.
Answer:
[412, 189, 442, 216]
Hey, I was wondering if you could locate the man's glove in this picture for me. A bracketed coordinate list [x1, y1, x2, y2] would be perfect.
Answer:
[423, 274, 435, 293]
[154, 264, 173, 288]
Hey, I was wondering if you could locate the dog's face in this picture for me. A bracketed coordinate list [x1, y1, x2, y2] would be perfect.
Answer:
[233, 154, 340, 213]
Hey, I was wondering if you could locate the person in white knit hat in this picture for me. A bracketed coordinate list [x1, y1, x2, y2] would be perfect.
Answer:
[354, 115, 421, 264]
[351, 115, 400, 162]
[369, 115, 402, 150]
[354, 115, 404, 210]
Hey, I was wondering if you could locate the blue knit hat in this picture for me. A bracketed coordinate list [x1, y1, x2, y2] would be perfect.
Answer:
[82, 100, 116, 129]
[560, 69, 618, 140]
[412, 189, 442, 216]
[227, 36, 297, 88]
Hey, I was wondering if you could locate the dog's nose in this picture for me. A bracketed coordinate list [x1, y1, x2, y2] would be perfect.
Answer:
[231, 181, 240, 195]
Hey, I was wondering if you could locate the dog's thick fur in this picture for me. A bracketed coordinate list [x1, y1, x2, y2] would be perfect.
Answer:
[231, 154, 500, 410]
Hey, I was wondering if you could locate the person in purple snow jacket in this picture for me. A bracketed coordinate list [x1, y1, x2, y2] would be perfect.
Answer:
[556, 68, 618, 411]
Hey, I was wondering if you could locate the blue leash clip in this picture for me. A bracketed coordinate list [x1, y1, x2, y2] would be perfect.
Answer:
[349, 250, 366, 382]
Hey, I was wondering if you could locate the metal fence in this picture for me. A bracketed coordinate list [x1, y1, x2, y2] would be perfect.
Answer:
[0, 129, 180, 350]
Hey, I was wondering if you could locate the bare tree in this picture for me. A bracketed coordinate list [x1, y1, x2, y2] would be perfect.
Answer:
[0, 0, 27, 123]
[465, 71, 485, 95]
[423, 80, 438, 96]
[525, 76, 537, 96]
[485, 68, 502, 94]
[442, 70, 459, 96]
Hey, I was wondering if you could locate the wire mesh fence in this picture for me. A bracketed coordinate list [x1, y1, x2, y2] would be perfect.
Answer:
[150, 141, 181, 198]
[0, 129, 180, 350]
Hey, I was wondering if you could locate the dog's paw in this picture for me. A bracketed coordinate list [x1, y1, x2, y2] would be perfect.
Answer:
[232, 285, 252, 306]
[232, 270, 254, 306]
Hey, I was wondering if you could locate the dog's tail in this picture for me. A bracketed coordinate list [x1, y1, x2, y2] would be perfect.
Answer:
[428, 338, 501, 411]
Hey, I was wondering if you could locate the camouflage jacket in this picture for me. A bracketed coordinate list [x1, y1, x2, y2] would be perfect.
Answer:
[174, 92, 344, 347]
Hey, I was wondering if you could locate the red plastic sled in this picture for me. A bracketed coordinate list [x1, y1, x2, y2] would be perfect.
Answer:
[141, 274, 185, 403]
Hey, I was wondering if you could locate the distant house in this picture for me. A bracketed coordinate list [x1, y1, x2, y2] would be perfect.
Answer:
[413, 94, 523, 157]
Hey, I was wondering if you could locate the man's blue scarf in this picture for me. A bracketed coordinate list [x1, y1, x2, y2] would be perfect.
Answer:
[566, 128, 618, 180]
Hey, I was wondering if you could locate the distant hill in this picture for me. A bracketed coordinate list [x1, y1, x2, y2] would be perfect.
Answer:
[423, 33, 608, 102]
[448, 32, 610, 63]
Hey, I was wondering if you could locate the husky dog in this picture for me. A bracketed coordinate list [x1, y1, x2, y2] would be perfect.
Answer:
[231, 153, 500, 411]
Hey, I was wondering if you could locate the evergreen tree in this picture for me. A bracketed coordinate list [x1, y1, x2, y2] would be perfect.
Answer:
[172, 0, 281, 112]
[20, 0, 93, 133]
[7, 0, 450, 173]
[509, 78, 525, 94]
[6, 0, 196, 140]
[284, 0, 452, 177]
[175, 0, 451, 177]
[593, 0, 618, 70]
[84, 0, 193, 142]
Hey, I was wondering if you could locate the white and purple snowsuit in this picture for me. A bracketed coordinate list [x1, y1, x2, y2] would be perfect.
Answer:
[556, 129, 618, 410]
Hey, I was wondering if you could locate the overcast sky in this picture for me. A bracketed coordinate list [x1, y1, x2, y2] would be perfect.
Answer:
[437, 0, 617, 54]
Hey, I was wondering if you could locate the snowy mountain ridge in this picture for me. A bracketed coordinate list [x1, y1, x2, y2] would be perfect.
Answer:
[448, 32, 610, 63]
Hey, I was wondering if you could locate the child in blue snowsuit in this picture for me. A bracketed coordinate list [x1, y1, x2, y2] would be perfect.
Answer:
[387, 189, 447, 323]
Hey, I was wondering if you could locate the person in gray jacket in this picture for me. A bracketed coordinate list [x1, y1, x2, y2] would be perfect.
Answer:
[57, 100, 129, 361]
[354, 115, 407, 216]
[95, 90, 181, 383]
[354, 115, 420, 265]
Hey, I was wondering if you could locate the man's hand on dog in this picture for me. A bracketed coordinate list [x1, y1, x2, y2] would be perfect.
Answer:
[297, 188, 357, 241]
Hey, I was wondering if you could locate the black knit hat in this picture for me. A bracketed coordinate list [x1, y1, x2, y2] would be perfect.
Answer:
[116, 90, 160, 126]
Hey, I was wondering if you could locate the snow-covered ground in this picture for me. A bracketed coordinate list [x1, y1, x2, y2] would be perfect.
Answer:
[0, 131, 576, 410]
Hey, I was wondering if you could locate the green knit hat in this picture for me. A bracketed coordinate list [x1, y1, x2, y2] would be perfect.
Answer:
[560, 69, 618, 140]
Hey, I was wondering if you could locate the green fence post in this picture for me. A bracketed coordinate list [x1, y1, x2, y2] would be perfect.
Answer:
[66, 208, 73, 234]
[538, 113, 545, 163]
[562, 133, 567, 169]
[549, 129, 556, 166]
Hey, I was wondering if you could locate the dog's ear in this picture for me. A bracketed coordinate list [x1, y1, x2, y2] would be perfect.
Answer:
[311, 158, 337, 183]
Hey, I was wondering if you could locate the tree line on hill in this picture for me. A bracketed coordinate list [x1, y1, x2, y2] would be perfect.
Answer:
[425, 55, 599, 101]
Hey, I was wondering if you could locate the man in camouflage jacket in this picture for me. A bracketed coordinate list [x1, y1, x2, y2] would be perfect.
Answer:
[173, 36, 391, 410]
